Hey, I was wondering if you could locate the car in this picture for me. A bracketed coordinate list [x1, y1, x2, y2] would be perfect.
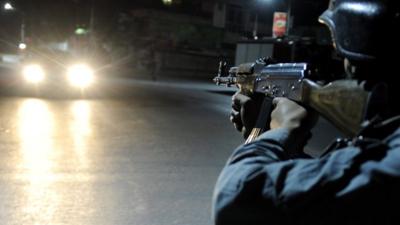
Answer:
[18, 48, 97, 96]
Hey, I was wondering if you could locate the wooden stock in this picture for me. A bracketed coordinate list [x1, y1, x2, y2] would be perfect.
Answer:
[301, 79, 370, 137]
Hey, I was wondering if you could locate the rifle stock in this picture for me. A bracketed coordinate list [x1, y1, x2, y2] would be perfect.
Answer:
[302, 79, 370, 137]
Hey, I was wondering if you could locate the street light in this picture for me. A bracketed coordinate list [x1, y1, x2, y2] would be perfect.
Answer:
[3, 2, 26, 48]
[286, 0, 292, 36]
[3, 2, 14, 10]
[19, 43, 27, 50]
[253, 0, 275, 40]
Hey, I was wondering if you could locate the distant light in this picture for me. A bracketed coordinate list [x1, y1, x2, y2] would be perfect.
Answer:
[19, 43, 27, 50]
[75, 28, 88, 35]
[162, 0, 173, 5]
[254, 36, 259, 40]
[4, 2, 14, 10]
[23, 64, 45, 83]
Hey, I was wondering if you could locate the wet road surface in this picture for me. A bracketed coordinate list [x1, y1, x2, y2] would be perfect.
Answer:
[0, 78, 242, 225]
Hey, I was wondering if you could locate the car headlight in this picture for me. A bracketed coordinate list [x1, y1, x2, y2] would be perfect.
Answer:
[22, 64, 45, 83]
[67, 64, 94, 88]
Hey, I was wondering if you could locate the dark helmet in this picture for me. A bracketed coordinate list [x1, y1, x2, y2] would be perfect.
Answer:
[319, 0, 400, 61]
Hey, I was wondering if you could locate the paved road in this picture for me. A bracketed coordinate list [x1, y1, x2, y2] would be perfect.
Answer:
[0, 77, 340, 225]
[0, 78, 244, 225]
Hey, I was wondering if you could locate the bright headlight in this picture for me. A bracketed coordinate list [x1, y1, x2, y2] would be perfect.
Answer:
[23, 64, 45, 83]
[67, 64, 94, 88]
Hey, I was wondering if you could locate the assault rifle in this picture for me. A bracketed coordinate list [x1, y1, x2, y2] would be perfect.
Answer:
[214, 58, 385, 143]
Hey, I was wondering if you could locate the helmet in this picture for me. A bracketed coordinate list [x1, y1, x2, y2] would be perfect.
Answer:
[319, 0, 400, 61]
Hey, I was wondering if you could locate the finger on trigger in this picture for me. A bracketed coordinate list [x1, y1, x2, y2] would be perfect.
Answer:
[272, 97, 286, 106]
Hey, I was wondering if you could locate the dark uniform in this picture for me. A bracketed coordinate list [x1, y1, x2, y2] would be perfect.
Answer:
[213, 0, 400, 224]
[213, 119, 400, 225]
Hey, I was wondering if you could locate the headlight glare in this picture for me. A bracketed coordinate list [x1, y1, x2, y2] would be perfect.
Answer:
[67, 64, 94, 88]
[23, 64, 45, 83]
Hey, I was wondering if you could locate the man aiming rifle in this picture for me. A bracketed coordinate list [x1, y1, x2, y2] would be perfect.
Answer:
[212, 0, 400, 224]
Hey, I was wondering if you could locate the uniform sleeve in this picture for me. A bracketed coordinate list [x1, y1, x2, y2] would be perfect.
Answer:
[212, 128, 400, 225]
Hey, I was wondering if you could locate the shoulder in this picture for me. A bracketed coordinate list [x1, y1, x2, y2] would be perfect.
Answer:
[385, 126, 400, 148]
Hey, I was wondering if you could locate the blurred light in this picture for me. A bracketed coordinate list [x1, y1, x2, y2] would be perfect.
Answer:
[70, 101, 92, 167]
[162, 0, 173, 5]
[254, 36, 259, 40]
[258, 0, 274, 3]
[343, 3, 379, 15]
[19, 43, 27, 50]
[67, 64, 94, 88]
[75, 28, 87, 35]
[71, 101, 91, 134]
[17, 99, 60, 220]
[18, 99, 54, 176]
[70, 101, 91, 149]
[23, 64, 45, 83]
[4, 2, 14, 10]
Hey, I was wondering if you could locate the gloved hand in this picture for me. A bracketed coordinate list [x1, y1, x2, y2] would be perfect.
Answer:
[270, 97, 319, 154]
[230, 92, 264, 139]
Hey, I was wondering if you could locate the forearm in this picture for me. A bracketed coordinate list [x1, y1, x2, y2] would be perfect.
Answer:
[213, 128, 298, 225]
[229, 128, 309, 165]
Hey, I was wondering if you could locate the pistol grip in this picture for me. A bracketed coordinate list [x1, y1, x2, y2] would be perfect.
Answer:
[245, 96, 273, 144]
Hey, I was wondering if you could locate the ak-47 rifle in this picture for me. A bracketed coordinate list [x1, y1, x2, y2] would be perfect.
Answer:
[214, 58, 385, 144]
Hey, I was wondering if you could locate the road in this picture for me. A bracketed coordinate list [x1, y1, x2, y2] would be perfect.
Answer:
[0, 77, 244, 225]
[0, 77, 340, 225]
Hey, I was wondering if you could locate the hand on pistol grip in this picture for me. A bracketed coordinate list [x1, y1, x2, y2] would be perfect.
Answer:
[230, 92, 265, 139]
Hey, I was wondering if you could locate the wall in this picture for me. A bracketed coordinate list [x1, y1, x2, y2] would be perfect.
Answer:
[160, 50, 224, 78]
[235, 42, 274, 65]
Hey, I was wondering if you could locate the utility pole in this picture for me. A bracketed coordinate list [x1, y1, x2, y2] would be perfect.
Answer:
[286, 0, 296, 62]
[253, 13, 258, 40]
[3, 2, 26, 48]
[286, 0, 292, 36]
[20, 13, 25, 43]
[89, 0, 95, 33]
[89, 0, 96, 50]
